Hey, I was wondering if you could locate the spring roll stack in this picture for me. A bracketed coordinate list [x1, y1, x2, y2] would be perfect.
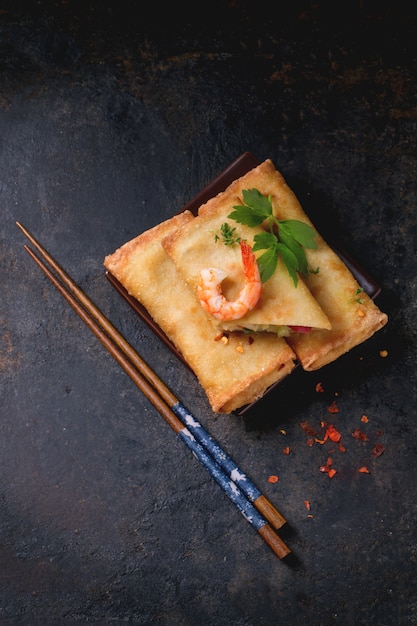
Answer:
[104, 160, 388, 414]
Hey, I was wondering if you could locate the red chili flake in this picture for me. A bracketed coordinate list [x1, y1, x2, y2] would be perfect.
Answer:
[338, 442, 347, 452]
[319, 457, 336, 477]
[315, 382, 324, 393]
[314, 424, 342, 446]
[328, 400, 339, 414]
[283, 446, 290, 455]
[351, 428, 368, 441]
[304, 500, 311, 511]
[268, 475, 279, 483]
[372, 443, 385, 458]
[361, 414, 369, 423]
[307, 438, 315, 447]
[300, 421, 317, 436]
[247, 336, 254, 345]
[326, 424, 342, 442]
[358, 466, 370, 473]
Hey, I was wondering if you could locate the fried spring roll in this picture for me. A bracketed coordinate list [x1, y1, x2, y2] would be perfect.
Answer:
[104, 211, 296, 413]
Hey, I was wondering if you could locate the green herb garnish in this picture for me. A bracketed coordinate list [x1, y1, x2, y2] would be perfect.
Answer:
[214, 222, 242, 247]
[352, 287, 364, 304]
[228, 188, 318, 285]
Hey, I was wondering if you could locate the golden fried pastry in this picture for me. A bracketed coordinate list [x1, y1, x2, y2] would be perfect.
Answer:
[104, 211, 296, 413]
[234, 159, 388, 370]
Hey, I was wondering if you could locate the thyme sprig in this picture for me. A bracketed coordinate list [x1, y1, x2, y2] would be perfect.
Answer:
[214, 222, 241, 247]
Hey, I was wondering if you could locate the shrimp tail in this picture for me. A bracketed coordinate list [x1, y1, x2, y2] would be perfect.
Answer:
[197, 240, 262, 321]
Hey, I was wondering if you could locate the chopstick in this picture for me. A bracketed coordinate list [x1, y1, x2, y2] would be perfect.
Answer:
[17, 221, 286, 531]
[17, 221, 291, 560]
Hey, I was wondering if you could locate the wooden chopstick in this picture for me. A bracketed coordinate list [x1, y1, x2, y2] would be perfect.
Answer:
[17, 222, 291, 560]
[16, 221, 286, 531]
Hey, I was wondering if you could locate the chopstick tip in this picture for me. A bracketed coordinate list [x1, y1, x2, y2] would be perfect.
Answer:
[16, 221, 27, 235]
[258, 524, 291, 560]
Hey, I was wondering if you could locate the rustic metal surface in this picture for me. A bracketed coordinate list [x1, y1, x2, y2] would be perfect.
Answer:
[1, 2, 416, 624]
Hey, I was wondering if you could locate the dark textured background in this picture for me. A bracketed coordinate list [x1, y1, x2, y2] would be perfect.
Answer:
[1, 1, 416, 624]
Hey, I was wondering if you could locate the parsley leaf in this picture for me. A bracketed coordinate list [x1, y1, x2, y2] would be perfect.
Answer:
[252, 233, 279, 282]
[228, 189, 272, 226]
[227, 188, 318, 285]
[279, 219, 317, 250]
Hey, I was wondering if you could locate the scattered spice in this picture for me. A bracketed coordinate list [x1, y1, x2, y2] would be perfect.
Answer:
[304, 500, 311, 511]
[328, 400, 339, 414]
[326, 424, 342, 443]
[314, 424, 342, 445]
[379, 349, 388, 358]
[221, 335, 229, 345]
[319, 457, 332, 471]
[236, 345, 244, 353]
[268, 475, 279, 483]
[320, 457, 336, 478]
[352, 428, 368, 441]
[280, 429, 286, 435]
[372, 443, 385, 458]
[286, 389, 387, 492]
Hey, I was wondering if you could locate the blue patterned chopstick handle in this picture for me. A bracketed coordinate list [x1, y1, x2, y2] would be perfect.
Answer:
[173, 402, 261, 502]
[177, 426, 266, 531]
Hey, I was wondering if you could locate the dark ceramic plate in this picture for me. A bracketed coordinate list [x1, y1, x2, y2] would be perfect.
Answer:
[106, 152, 381, 415]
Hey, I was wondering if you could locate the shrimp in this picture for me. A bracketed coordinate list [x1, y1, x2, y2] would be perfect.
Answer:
[197, 240, 262, 321]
